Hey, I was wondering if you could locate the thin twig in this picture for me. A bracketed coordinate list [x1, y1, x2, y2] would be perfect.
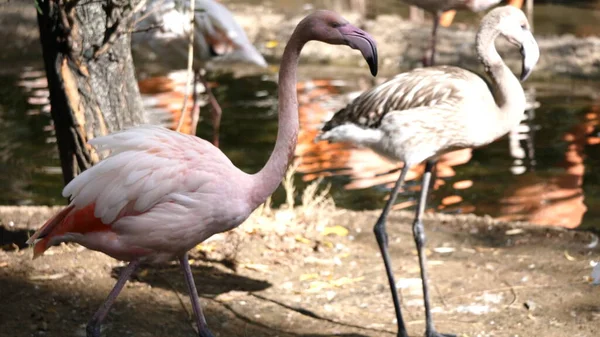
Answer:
[433, 283, 449, 308]
[502, 279, 518, 309]
[129, 23, 163, 33]
[176, 0, 196, 132]
[157, 273, 196, 332]
[92, 0, 148, 59]
[131, 0, 167, 27]
[445, 282, 582, 301]
[248, 293, 396, 335]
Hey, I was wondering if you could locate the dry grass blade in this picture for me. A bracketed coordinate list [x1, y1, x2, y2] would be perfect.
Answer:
[301, 177, 332, 215]
[282, 160, 300, 210]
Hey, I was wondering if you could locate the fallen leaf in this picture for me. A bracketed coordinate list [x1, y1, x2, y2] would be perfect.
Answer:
[321, 241, 334, 248]
[321, 225, 349, 237]
[241, 263, 270, 273]
[433, 247, 455, 254]
[265, 40, 279, 48]
[295, 236, 311, 244]
[299, 273, 319, 281]
[330, 276, 364, 287]
[306, 281, 331, 292]
[564, 250, 576, 261]
[29, 273, 68, 281]
[195, 243, 215, 253]
[505, 228, 524, 236]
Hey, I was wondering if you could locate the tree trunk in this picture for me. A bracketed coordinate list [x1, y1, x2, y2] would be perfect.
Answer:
[36, 0, 147, 186]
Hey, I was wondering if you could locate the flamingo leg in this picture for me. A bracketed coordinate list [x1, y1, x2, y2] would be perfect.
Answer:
[373, 165, 410, 337]
[197, 72, 222, 147]
[179, 253, 215, 337]
[428, 12, 441, 67]
[414, 161, 454, 337]
[86, 259, 141, 337]
[427, 159, 439, 192]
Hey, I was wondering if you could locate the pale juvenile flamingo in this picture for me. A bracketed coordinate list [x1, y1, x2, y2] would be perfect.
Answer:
[132, 0, 268, 146]
[27, 10, 378, 337]
[316, 6, 538, 337]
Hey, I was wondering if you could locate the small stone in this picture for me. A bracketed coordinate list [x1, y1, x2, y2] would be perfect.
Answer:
[524, 300, 537, 311]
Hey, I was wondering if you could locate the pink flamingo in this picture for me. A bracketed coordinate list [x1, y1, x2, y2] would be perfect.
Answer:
[27, 10, 378, 337]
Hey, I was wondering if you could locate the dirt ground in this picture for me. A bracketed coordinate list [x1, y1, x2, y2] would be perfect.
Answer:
[1, 205, 598, 337]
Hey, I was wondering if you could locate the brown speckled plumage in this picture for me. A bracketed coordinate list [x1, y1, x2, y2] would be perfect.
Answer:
[322, 66, 472, 131]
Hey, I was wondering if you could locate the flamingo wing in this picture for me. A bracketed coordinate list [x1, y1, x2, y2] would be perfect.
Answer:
[64, 125, 233, 224]
[28, 125, 236, 257]
[321, 66, 480, 131]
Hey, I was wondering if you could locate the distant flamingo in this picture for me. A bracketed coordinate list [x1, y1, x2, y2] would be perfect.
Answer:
[132, 0, 268, 146]
[402, 0, 505, 66]
[28, 10, 377, 337]
[317, 6, 538, 337]
[437, 0, 524, 30]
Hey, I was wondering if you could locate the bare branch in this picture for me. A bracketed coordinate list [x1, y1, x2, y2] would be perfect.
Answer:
[92, 0, 147, 59]
[129, 23, 163, 34]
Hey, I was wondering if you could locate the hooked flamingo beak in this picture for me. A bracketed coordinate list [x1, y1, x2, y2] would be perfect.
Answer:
[338, 24, 378, 76]
[520, 29, 539, 81]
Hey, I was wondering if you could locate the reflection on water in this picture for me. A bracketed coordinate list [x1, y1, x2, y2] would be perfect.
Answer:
[3, 64, 600, 231]
[0, 69, 62, 205]
[497, 106, 600, 228]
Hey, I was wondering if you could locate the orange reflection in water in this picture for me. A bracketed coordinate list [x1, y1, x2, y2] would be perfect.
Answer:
[18, 69, 201, 136]
[137, 71, 210, 135]
[294, 79, 473, 212]
[295, 79, 598, 229]
[497, 106, 600, 228]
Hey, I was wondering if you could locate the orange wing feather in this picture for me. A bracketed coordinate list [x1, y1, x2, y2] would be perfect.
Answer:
[28, 204, 112, 258]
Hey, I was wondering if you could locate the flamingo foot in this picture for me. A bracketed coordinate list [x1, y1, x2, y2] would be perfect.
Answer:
[426, 331, 456, 337]
[199, 327, 216, 337]
[397, 330, 410, 337]
[85, 324, 101, 337]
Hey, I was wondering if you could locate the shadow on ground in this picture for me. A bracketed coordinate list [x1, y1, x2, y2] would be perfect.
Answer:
[0, 209, 598, 337]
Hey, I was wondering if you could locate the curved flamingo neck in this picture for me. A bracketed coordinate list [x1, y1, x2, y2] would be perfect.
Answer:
[477, 23, 526, 138]
[249, 31, 306, 207]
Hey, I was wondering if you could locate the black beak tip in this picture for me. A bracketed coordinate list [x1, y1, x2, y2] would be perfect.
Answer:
[367, 37, 378, 76]
[519, 46, 532, 81]
[341, 27, 379, 77]
[520, 64, 532, 81]
[368, 57, 378, 76]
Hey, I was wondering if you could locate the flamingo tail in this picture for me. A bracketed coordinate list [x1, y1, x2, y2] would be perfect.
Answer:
[27, 204, 110, 259]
